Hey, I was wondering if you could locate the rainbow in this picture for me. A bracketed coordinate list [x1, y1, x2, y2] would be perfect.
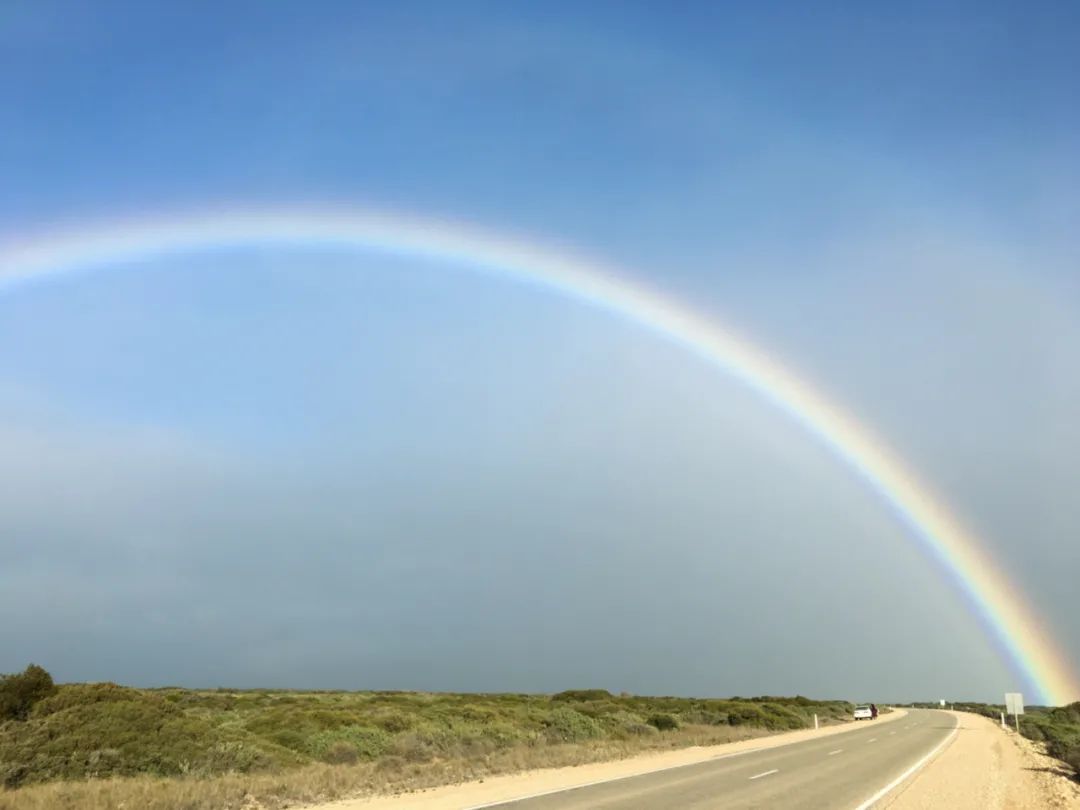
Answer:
[1, 206, 1076, 705]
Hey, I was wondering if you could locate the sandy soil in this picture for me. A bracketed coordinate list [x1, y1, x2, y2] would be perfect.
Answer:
[314, 709, 908, 809]
[884, 711, 1080, 810]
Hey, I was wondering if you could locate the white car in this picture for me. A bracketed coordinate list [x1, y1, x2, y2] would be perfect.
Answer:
[853, 705, 873, 720]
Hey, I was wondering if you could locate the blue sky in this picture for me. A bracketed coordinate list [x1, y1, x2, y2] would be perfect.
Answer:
[2, 1, 1079, 702]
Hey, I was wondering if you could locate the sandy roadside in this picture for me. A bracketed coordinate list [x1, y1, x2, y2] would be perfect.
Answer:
[884, 711, 1080, 810]
[312, 708, 908, 810]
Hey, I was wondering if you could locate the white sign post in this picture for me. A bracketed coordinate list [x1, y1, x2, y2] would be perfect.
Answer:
[1005, 692, 1024, 733]
[939, 699, 946, 707]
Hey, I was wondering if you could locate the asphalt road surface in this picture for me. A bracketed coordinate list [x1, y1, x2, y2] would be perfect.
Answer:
[493, 709, 957, 810]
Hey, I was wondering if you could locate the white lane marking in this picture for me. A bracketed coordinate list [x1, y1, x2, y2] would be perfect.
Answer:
[889, 731, 896, 735]
[851, 716, 960, 810]
[868, 738, 877, 743]
[749, 769, 779, 780]
[828, 749, 844, 756]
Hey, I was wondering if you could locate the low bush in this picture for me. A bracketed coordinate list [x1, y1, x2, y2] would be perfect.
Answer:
[543, 707, 603, 743]
[726, 702, 768, 726]
[647, 713, 679, 731]
[759, 703, 808, 730]
[1016, 702, 1080, 777]
[1060, 744, 1080, 774]
[308, 726, 391, 762]
[572, 700, 622, 719]
[0, 683, 293, 788]
[31, 682, 139, 718]
[372, 710, 414, 732]
[683, 708, 729, 725]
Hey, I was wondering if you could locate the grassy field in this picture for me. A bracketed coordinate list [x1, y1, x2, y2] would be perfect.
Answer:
[908, 700, 1080, 778]
[0, 667, 854, 809]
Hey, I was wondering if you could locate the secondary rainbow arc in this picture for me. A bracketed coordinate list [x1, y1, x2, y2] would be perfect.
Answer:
[2, 206, 1075, 705]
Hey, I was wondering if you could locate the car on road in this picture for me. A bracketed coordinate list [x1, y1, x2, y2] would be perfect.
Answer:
[854, 705, 873, 720]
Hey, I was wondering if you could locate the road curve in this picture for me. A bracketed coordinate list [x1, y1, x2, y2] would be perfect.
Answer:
[485, 709, 958, 810]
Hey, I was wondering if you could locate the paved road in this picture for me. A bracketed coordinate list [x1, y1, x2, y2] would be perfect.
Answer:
[494, 710, 957, 810]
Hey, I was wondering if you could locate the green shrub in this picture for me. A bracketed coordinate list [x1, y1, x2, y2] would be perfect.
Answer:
[726, 703, 768, 726]
[374, 710, 414, 732]
[1024, 723, 1047, 742]
[242, 705, 372, 752]
[647, 713, 679, 731]
[605, 710, 658, 738]
[0, 685, 291, 787]
[570, 700, 623, 719]
[265, 728, 308, 751]
[31, 682, 136, 718]
[543, 708, 603, 742]
[758, 703, 807, 730]
[0, 665, 56, 721]
[603, 709, 645, 728]
[1046, 733, 1080, 767]
[1061, 744, 1080, 774]
[1050, 703, 1080, 726]
[308, 726, 391, 761]
[476, 721, 532, 750]
[683, 708, 729, 726]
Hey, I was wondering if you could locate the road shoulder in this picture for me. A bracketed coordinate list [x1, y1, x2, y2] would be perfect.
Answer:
[883, 711, 1080, 810]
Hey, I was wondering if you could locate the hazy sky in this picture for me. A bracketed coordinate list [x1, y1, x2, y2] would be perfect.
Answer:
[2, 1, 1078, 704]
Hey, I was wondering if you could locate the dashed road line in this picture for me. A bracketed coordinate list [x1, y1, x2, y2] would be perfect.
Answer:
[828, 749, 843, 756]
[749, 769, 779, 780]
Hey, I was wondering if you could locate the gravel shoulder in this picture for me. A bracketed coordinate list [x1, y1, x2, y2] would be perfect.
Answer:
[315, 709, 908, 809]
[883, 711, 1080, 810]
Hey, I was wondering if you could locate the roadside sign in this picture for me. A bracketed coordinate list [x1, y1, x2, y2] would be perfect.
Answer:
[939, 699, 946, 707]
[1005, 693, 1024, 715]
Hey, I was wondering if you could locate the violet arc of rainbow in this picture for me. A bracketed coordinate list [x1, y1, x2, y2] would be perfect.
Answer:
[1, 207, 1075, 705]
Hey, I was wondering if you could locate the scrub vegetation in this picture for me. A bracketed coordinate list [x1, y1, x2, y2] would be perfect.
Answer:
[0, 666, 853, 809]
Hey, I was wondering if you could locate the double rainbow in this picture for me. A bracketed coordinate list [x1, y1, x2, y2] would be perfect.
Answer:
[2, 206, 1075, 704]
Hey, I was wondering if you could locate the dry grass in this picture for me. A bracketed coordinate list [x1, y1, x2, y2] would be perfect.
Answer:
[0, 724, 772, 810]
